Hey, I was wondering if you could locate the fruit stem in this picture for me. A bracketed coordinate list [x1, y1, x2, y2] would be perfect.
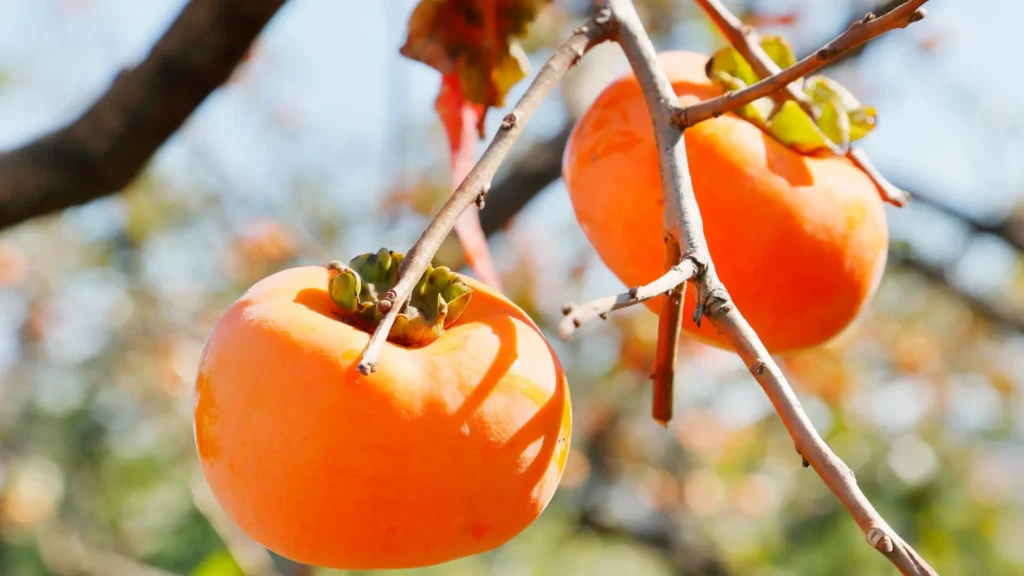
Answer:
[694, 0, 913, 208]
[673, 0, 930, 131]
[327, 249, 473, 348]
[353, 14, 614, 375]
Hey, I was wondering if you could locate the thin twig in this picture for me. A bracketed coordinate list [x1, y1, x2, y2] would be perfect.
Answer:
[674, 0, 928, 129]
[695, 0, 816, 118]
[705, 301, 938, 575]
[694, 0, 912, 208]
[651, 241, 685, 426]
[591, 0, 938, 572]
[601, 0, 711, 428]
[559, 260, 697, 337]
[354, 13, 614, 374]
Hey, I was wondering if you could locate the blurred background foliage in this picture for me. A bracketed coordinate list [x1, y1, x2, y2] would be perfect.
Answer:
[1, 0, 1023, 575]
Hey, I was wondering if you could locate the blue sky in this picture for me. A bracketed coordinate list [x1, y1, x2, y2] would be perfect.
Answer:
[1, 0, 1021, 305]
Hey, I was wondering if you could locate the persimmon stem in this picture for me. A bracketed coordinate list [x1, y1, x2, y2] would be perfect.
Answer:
[695, 0, 816, 117]
[590, 0, 938, 573]
[674, 0, 929, 131]
[354, 14, 614, 374]
[694, 0, 913, 208]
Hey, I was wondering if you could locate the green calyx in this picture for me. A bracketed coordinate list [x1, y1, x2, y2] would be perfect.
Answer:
[705, 36, 878, 155]
[327, 248, 473, 347]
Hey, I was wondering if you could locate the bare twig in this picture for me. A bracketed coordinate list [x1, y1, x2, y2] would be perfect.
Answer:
[0, 0, 288, 231]
[705, 303, 937, 575]
[600, 0, 712, 428]
[559, 260, 697, 337]
[651, 243, 685, 426]
[694, 0, 911, 208]
[674, 0, 928, 129]
[574, 0, 938, 572]
[355, 14, 614, 374]
[695, 0, 816, 118]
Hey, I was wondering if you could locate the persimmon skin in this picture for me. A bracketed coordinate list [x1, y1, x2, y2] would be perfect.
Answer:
[193, 266, 571, 569]
[563, 51, 889, 353]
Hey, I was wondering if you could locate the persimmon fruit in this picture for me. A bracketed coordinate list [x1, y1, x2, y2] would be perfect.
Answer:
[562, 50, 889, 353]
[193, 250, 571, 569]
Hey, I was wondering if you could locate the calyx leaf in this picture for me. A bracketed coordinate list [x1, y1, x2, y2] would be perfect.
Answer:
[705, 36, 878, 154]
[400, 0, 550, 122]
[327, 248, 473, 348]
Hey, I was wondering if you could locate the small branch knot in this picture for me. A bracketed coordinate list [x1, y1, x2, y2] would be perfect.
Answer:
[599, 312, 609, 320]
[909, 8, 926, 23]
[750, 361, 765, 375]
[862, 12, 876, 23]
[501, 114, 517, 130]
[627, 287, 639, 301]
[561, 303, 573, 315]
[866, 528, 894, 553]
[816, 47, 832, 60]
[376, 299, 393, 313]
[594, 7, 612, 25]
[475, 185, 489, 209]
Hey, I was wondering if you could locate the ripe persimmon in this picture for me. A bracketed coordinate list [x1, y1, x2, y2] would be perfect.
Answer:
[562, 50, 889, 353]
[193, 250, 571, 569]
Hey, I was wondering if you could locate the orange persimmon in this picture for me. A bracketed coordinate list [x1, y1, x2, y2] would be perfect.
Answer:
[193, 251, 571, 569]
[562, 50, 889, 353]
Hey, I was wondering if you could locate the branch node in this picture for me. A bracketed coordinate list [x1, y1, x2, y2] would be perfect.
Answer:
[561, 303, 573, 315]
[594, 7, 612, 24]
[862, 12, 876, 23]
[475, 185, 489, 209]
[628, 286, 639, 300]
[866, 528, 895, 553]
[377, 299, 393, 313]
[501, 113, 518, 130]
[357, 361, 377, 376]
[910, 8, 927, 22]
[750, 361, 765, 375]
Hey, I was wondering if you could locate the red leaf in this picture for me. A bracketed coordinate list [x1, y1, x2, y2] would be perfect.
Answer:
[436, 74, 503, 290]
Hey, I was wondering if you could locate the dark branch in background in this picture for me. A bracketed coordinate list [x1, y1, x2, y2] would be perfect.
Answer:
[0, 0, 288, 230]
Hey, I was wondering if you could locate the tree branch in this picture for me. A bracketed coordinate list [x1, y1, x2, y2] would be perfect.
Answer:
[560, 260, 697, 338]
[354, 13, 615, 374]
[695, 0, 816, 117]
[571, 0, 938, 573]
[0, 0, 287, 230]
[602, 0, 711, 427]
[674, 0, 927, 130]
[694, 0, 910, 207]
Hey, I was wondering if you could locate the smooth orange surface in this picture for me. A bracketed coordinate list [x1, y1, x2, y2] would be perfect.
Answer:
[563, 51, 889, 353]
[193, 266, 571, 569]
